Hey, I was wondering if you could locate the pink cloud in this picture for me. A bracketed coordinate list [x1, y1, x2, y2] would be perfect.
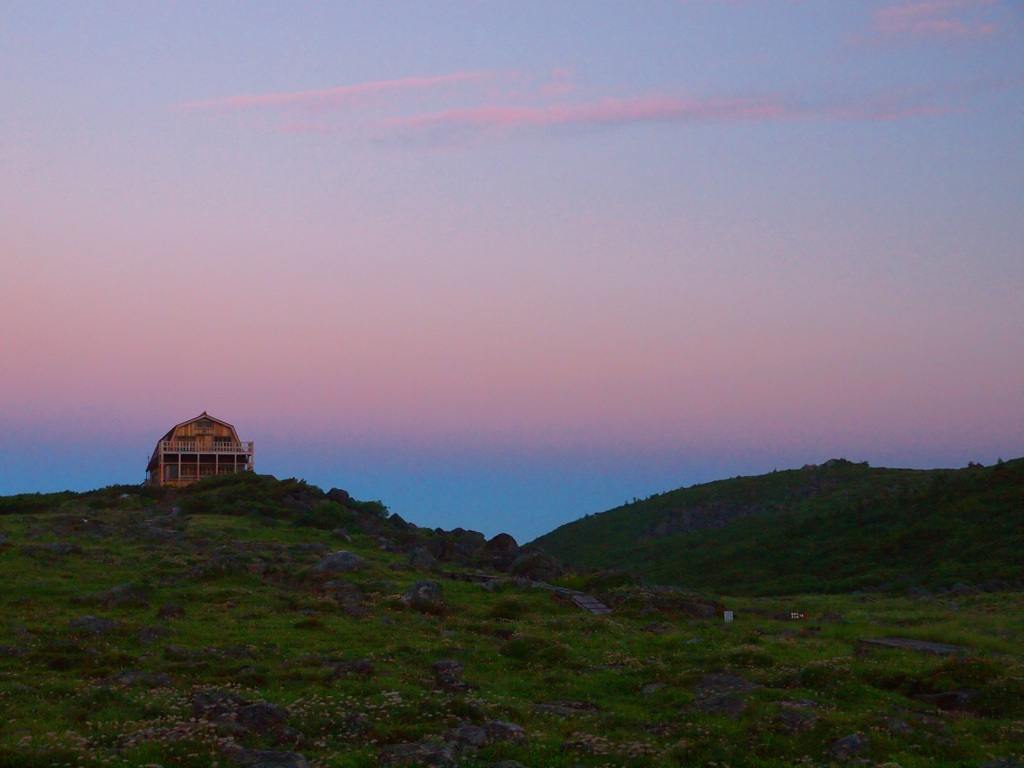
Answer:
[389, 96, 790, 133]
[171, 71, 494, 113]
[382, 91, 951, 141]
[869, 0, 998, 40]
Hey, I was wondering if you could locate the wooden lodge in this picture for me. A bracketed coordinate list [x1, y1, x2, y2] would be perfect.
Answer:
[145, 412, 254, 487]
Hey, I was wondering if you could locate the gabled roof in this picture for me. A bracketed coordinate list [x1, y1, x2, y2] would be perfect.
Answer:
[158, 411, 240, 441]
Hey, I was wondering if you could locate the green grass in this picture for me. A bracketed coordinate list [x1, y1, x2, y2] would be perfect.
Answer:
[0, 477, 1022, 766]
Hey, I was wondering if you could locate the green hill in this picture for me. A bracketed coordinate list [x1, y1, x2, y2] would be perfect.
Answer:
[2, 473, 1024, 766]
[532, 457, 1024, 595]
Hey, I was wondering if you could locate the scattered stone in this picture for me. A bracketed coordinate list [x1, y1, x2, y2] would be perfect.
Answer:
[401, 580, 446, 614]
[112, 670, 173, 688]
[0, 645, 24, 657]
[534, 700, 597, 716]
[138, 626, 173, 644]
[445, 723, 489, 748]
[292, 542, 330, 555]
[950, 582, 978, 596]
[407, 547, 439, 570]
[378, 740, 458, 767]
[859, 637, 966, 655]
[979, 579, 1012, 593]
[694, 693, 746, 716]
[915, 688, 979, 710]
[978, 761, 1023, 768]
[641, 682, 665, 696]
[186, 554, 244, 579]
[157, 602, 186, 620]
[331, 528, 351, 542]
[484, 720, 528, 745]
[378, 537, 403, 553]
[694, 672, 758, 695]
[324, 658, 374, 677]
[69, 615, 120, 634]
[774, 711, 818, 733]
[21, 542, 81, 556]
[430, 659, 464, 677]
[0, 533, 9, 546]
[882, 717, 913, 734]
[224, 746, 308, 768]
[236, 701, 289, 734]
[309, 551, 365, 575]
[830, 732, 869, 760]
[192, 689, 248, 719]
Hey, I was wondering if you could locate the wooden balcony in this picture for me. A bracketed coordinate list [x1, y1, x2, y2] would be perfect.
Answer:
[157, 440, 254, 454]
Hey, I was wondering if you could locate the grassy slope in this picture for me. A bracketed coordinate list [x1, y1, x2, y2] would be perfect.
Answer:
[533, 458, 1024, 595]
[0, 476, 1023, 766]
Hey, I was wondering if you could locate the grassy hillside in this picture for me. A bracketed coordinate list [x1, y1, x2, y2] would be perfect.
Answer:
[532, 458, 1024, 595]
[2, 474, 1024, 766]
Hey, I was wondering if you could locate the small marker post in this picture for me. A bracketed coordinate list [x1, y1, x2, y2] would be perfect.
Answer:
[723, 610, 734, 623]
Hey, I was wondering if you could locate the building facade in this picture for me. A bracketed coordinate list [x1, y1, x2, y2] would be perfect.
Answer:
[145, 412, 254, 486]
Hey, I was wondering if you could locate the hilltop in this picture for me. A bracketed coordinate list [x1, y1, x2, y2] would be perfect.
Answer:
[1, 473, 1023, 767]
[532, 457, 1024, 596]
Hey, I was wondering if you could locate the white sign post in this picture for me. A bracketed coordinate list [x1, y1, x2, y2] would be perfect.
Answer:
[723, 610, 734, 623]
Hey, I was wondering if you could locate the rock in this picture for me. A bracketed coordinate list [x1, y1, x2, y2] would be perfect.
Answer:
[484, 533, 519, 560]
[401, 580, 446, 614]
[484, 720, 528, 745]
[407, 546, 439, 570]
[224, 746, 308, 768]
[326, 488, 351, 504]
[445, 724, 488, 748]
[378, 537, 403, 553]
[186, 554, 244, 579]
[309, 551, 365, 576]
[236, 701, 289, 734]
[774, 711, 818, 733]
[978, 761, 1023, 768]
[858, 637, 966, 655]
[157, 602, 186, 620]
[979, 579, 1012, 593]
[0, 533, 8, 546]
[950, 582, 978, 596]
[69, 616, 120, 634]
[292, 542, 330, 555]
[192, 689, 248, 719]
[882, 717, 913, 734]
[387, 513, 411, 531]
[694, 672, 758, 695]
[112, 670, 173, 688]
[21, 542, 81, 556]
[431, 659, 464, 677]
[694, 694, 746, 716]
[641, 682, 665, 696]
[0, 645, 24, 657]
[138, 626, 173, 644]
[509, 550, 563, 581]
[354, 512, 383, 536]
[324, 658, 374, 677]
[378, 740, 458, 767]
[535, 700, 598, 716]
[915, 688, 979, 710]
[830, 732, 869, 760]
[331, 528, 351, 542]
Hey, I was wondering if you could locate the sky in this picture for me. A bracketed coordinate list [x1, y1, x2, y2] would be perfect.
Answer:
[1, 1, 1022, 542]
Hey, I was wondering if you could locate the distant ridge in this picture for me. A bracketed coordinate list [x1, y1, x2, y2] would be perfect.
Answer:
[531, 457, 1024, 595]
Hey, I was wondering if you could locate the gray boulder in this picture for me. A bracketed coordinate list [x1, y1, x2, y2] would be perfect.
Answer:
[407, 547, 439, 570]
[830, 732, 869, 760]
[401, 580, 446, 614]
[309, 551, 365, 576]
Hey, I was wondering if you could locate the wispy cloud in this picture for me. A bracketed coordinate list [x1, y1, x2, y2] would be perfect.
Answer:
[173, 68, 961, 147]
[867, 0, 998, 41]
[171, 71, 494, 113]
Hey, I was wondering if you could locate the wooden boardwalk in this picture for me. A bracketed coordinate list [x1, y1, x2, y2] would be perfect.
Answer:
[571, 593, 613, 615]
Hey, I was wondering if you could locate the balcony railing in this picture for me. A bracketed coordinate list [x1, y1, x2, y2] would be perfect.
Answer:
[155, 440, 254, 455]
